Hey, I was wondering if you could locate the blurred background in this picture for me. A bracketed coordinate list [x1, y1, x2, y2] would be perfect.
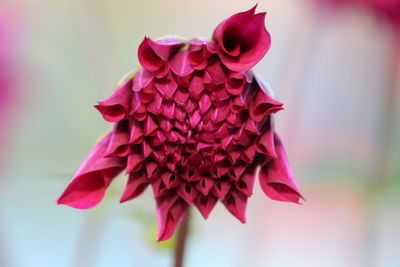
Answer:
[0, 0, 399, 266]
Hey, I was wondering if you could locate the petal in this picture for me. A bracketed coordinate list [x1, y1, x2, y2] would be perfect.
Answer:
[133, 69, 153, 92]
[120, 171, 149, 202]
[105, 121, 130, 157]
[171, 49, 195, 77]
[129, 120, 144, 144]
[249, 77, 283, 122]
[156, 194, 189, 241]
[235, 165, 256, 196]
[213, 5, 271, 72]
[155, 72, 178, 99]
[138, 37, 165, 72]
[94, 79, 132, 123]
[212, 181, 232, 200]
[57, 134, 125, 209]
[194, 195, 218, 219]
[222, 190, 247, 223]
[259, 134, 303, 203]
[177, 183, 198, 204]
[255, 116, 277, 157]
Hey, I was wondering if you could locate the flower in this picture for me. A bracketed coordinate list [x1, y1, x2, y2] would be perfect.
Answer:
[365, 0, 400, 28]
[57, 6, 303, 241]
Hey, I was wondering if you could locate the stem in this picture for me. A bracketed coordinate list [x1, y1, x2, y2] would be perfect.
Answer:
[173, 212, 191, 267]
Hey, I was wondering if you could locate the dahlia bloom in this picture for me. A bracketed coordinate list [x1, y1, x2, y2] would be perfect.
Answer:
[57, 6, 302, 241]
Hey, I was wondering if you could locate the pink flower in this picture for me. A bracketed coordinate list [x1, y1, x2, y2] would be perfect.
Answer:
[57, 6, 303, 241]
[366, 0, 400, 28]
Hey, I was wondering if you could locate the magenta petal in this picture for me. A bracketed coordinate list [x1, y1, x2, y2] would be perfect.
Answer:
[57, 134, 125, 209]
[105, 121, 130, 157]
[147, 37, 185, 61]
[255, 116, 277, 157]
[156, 194, 189, 241]
[194, 195, 218, 219]
[213, 181, 231, 200]
[213, 5, 271, 72]
[259, 134, 303, 203]
[235, 166, 256, 196]
[249, 78, 283, 122]
[174, 87, 189, 104]
[126, 148, 143, 173]
[95, 79, 132, 123]
[171, 49, 195, 77]
[155, 72, 178, 99]
[133, 69, 153, 92]
[144, 115, 158, 136]
[196, 178, 214, 195]
[138, 37, 165, 72]
[147, 92, 163, 115]
[120, 171, 149, 202]
[177, 183, 198, 204]
[222, 190, 247, 223]
[129, 120, 144, 144]
[189, 72, 205, 97]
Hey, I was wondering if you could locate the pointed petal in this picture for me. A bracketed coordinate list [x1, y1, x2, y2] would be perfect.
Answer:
[222, 190, 248, 223]
[194, 195, 218, 219]
[94, 79, 132, 122]
[120, 171, 149, 202]
[57, 134, 125, 209]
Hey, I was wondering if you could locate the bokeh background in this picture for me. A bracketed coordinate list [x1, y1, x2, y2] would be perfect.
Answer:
[0, 0, 399, 266]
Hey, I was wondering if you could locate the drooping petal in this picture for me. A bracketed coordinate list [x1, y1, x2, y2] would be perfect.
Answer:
[259, 134, 303, 203]
[57, 134, 125, 209]
[95, 79, 132, 123]
[213, 5, 271, 72]
[156, 194, 189, 241]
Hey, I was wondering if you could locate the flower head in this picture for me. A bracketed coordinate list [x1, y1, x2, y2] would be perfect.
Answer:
[57, 6, 303, 241]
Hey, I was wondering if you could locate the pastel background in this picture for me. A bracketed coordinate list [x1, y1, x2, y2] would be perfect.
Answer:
[0, 0, 399, 267]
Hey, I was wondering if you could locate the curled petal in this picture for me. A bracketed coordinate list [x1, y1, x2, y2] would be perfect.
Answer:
[105, 121, 130, 157]
[129, 120, 144, 144]
[249, 77, 283, 122]
[235, 165, 256, 196]
[255, 116, 277, 157]
[126, 147, 143, 173]
[222, 190, 247, 223]
[213, 5, 271, 72]
[57, 134, 125, 209]
[194, 195, 218, 219]
[120, 171, 149, 202]
[95, 79, 132, 123]
[259, 134, 303, 203]
[156, 194, 189, 241]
